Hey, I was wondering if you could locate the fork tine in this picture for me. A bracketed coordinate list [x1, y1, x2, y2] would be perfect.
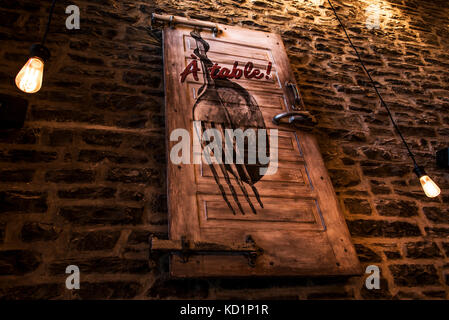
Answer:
[204, 121, 245, 214]
[214, 124, 257, 214]
[201, 121, 236, 215]
[229, 127, 264, 209]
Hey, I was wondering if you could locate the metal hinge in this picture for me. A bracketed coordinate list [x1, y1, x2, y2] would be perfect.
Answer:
[150, 235, 263, 268]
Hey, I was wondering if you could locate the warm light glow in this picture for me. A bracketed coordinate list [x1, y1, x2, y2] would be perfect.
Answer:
[419, 175, 441, 198]
[15, 57, 44, 93]
[310, 0, 323, 6]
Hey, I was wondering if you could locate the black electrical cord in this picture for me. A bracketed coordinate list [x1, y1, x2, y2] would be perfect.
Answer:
[41, 0, 57, 46]
[327, 0, 419, 168]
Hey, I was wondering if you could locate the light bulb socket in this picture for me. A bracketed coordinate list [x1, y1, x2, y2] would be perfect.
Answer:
[413, 165, 426, 178]
[29, 44, 50, 63]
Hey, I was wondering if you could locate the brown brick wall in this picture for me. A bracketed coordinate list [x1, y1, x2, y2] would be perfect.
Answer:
[0, 0, 448, 299]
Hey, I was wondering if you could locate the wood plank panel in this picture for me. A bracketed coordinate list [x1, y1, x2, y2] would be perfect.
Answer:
[185, 35, 270, 60]
[202, 196, 318, 223]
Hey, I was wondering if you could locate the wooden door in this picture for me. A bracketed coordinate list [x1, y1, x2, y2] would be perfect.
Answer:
[163, 21, 361, 277]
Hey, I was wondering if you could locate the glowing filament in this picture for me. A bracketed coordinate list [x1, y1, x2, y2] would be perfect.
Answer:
[15, 57, 44, 93]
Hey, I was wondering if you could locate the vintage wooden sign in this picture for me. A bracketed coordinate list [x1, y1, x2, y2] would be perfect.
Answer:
[157, 17, 361, 277]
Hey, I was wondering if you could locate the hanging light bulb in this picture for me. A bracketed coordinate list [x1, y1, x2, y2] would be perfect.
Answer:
[15, 57, 44, 93]
[413, 165, 441, 198]
[15, 0, 55, 94]
[15, 44, 50, 94]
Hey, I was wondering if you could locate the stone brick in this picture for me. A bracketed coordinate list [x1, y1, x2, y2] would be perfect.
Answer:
[30, 108, 105, 125]
[21, 222, 61, 242]
[361, 163, 409, 177]
[123, 71, 161, 87]
[343, 198, 372, 215]
[375, 199, 419, 217]
[90, 82, 135, 93]
[119, 190, 144, 202]
[70, 230, 121, 251]
[446, 274, 449, 286]
[0, 169, 34, 182]
[149, 194, 167, 213]
[106, 168, 159, 184]
[78, 150, 148, 164]
[398, 126, 436, 137]
[328, 169, 361, 188]
[58, 187, 116, 199]
[389, 264, 439, 287]
[91, 93, 152, 112]
[405, 241, 443, 259]
[423, 207, 449, 224]
[361, 147, 395, 161]
[348, 220, 421, 238]
[369, 180, 391, 195]
[0, 128, 37, 144]
[59, 206, 143, 225]
[425, 227, 449, 237]
[47, 130, 73, 146]
[441, 243, 449, 257]
[422, 290, 447, 299]
[45, 170, 95, 183]
[0, 150, 58, 163]
[394, 291, 423, 299]
[360, 278, 392, 299]
[58, 65, 114, 79]
[354, 244, 381, 262]
[251, 0, 273, 8]
[0, 283, 62, 300]
[0, 1, 39, 11]
[0, 191, 47, 214]
[0, 250, 41, 275]
[0, 223, 5, 243]
[114, 114, 148, 128]
[385, 251, 402, 260]
[49, 257, 151, 274]
[81, 130, 123, 147]
[68, 53, 104, 66]
[127, 230, 167, 245]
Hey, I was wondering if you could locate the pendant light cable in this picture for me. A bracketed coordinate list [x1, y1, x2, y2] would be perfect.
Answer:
[327, 0, 418, 167]
[41, 0, 57, 46]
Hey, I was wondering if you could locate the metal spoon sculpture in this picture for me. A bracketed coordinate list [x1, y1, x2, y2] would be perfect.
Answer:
[191, 30, 270, 215]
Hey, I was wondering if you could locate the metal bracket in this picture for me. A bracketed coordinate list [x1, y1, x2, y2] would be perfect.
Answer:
[151, 13, 221, 37]
[168, 15, 175, 28]
[285, 81, 302, 110]
[150, 235, 263, 268]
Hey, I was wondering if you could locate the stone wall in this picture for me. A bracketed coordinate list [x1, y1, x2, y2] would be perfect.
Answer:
[0, 0, 448, 299]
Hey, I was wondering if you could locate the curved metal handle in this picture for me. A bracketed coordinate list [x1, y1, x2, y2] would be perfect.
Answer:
[272, 111, 317, 127]
[272, 112, 304, 125]
[285, 82, 301, 109]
